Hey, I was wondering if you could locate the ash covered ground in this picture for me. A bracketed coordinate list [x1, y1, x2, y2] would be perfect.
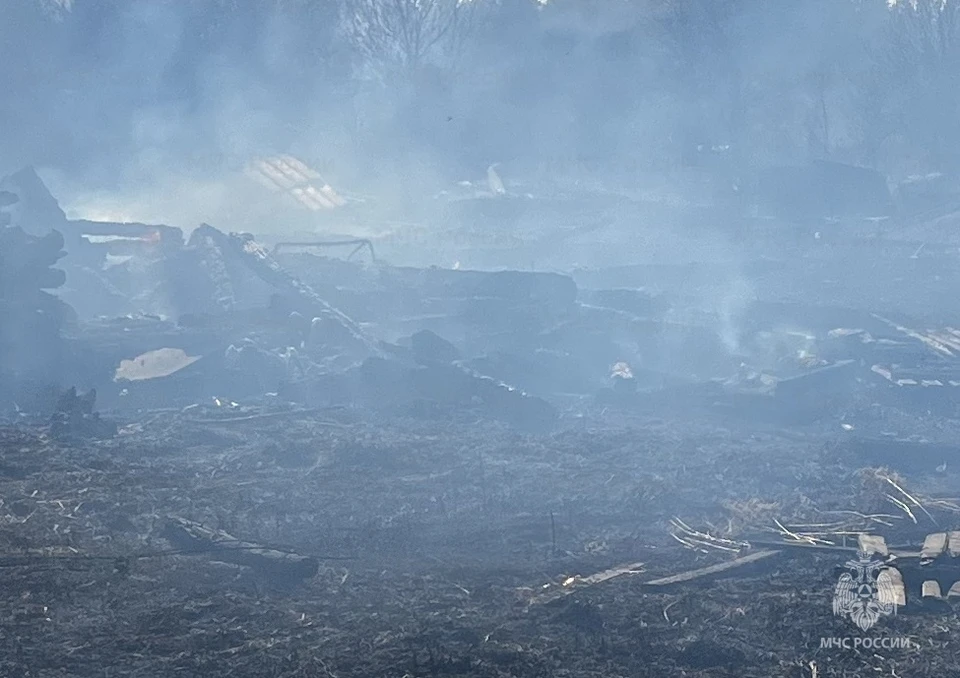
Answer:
[4, 165, 960, 678]
[6, 2, 960, 673]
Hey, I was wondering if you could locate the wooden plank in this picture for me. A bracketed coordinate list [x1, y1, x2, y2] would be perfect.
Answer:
[745, 540, 858, 554]
[643, 549, 780, 587]
[859, 534, 888, 557]
[745, 538, 923, 558]
[577, 561, 646, 587]
[921, 533, 948, 564]
[530, 561, 646, 606]
[878, 567, 906, 607]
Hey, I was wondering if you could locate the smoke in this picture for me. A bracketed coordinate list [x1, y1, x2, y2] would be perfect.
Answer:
[0, 0, 947, 258]
[716, 275, 755, 355]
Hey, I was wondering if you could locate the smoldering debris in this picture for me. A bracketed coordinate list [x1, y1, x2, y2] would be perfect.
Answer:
[0, 206, 72, 412]
[50, 386, 116, 440]
[0, 167, 68, 236]
[4, 166, 960, 436]
[9, 164, 960, 678]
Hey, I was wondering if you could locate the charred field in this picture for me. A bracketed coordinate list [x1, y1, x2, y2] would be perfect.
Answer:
[9, 1, 960, 675]
[3, 401, 960, 678]
[6, 169, 960, 677]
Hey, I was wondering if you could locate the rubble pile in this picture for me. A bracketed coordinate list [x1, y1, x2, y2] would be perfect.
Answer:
[5, 146, 960, 678]
[0, 167, 68, 236]
[50, 386, 116, 439]
[0, 194, 74, 411]
[4, 164, 960, 436]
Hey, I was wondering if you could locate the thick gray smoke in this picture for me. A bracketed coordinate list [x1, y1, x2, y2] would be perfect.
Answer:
[3, 0, 954, 236]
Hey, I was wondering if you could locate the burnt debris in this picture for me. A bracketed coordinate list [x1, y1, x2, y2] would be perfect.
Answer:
[0, 206, 73, 412]
[50, 386, 116, 439]
[2, 165, 960, 440]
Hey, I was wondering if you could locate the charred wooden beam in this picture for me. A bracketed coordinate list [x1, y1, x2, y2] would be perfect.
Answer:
[643, 549, 781, 588]
[190, 224, 380, 356]
[162, 517, 319, 581]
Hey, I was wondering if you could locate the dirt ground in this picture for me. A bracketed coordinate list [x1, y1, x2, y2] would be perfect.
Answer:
[2, 399, 959, 678]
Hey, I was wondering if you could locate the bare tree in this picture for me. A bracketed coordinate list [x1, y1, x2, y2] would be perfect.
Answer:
[342, 0, 478, 81]
[869, 0, 960, 169]
[886, 0, 960, 70]
[36, 0, 74, 21]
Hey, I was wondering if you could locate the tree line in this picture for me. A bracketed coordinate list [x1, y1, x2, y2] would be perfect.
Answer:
[1, 0, 958, 184]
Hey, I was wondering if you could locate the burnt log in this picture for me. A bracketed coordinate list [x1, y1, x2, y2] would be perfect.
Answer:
[163, 517, 319, 581]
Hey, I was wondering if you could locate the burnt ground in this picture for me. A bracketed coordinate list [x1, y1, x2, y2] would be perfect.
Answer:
[2, 402, 959, 678]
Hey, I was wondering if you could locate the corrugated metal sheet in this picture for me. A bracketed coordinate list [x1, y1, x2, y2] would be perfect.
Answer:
[245, 155, 347, 212]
